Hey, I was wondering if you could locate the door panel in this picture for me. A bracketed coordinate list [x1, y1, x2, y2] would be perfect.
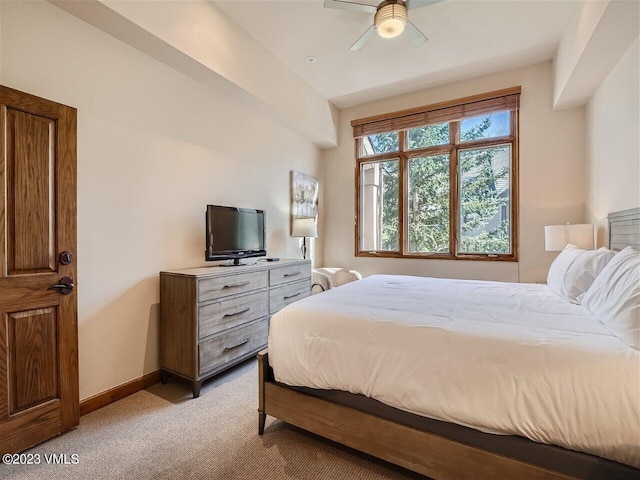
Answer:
[8, 308, 59, 414]
[6, 108, 56, 274]
[0, 85, 78, 454]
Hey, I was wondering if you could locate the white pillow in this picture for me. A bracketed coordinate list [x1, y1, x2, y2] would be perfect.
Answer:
[546, 244, 615, 303]
[582, 247, 640, 349]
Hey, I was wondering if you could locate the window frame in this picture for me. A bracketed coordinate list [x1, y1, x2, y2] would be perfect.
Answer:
[354, 88, 520, 262]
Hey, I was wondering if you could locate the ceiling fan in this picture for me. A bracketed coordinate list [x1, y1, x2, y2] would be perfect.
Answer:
[324, 0, 444, 51]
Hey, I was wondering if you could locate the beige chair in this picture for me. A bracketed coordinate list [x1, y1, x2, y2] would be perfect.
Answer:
[312, 268, 362, 293]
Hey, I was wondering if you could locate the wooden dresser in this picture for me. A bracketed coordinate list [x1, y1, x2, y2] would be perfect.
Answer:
[160, 259, 311, 397]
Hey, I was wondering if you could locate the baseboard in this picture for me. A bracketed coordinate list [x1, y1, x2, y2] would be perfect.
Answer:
[79, 370, 162, 416]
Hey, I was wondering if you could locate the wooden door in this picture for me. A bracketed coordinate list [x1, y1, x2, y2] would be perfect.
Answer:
[0, 85, 78, 453]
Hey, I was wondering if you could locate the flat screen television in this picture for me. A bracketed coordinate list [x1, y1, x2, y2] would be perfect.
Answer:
[205, 205, 266, 265]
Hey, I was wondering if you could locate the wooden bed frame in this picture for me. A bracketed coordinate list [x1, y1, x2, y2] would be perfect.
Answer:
[257, 209, 640, 480]
[258, 351, 586, 480]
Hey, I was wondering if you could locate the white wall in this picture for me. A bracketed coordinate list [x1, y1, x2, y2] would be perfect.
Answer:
[553, 0, 639, 109]
[553, 0, 608, 108]
[586, 36, 640, 246]
[1, 1, 321, 400]
[320, 62, 585, 283]
[52, 0, 338, 148]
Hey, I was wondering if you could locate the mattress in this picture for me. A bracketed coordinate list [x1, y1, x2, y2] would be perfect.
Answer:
[268, 274, 640, 468]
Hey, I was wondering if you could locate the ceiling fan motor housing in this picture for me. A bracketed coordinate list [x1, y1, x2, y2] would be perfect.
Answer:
[374, 0, 409, 38]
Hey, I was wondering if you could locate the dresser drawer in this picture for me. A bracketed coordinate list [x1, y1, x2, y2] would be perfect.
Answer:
[270, 263, 311, 286]
[198, 291, 268, 340]
[198, 318, 268, 376]
[198, 271, 267, 302]
[269, 280, 310, 314]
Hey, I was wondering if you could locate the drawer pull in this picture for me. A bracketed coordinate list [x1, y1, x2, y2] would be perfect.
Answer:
[284, 271, 301, 277]
[223, 338, 250, 352]
[223, 308, 250, 318]
[221, 281, 250, 290]
[284, 292, 301, 300]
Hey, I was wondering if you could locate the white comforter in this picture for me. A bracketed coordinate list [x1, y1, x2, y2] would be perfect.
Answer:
[268, 275, 640, 468]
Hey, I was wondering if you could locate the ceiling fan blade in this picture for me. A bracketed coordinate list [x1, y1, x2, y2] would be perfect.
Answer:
[350, 25, 376, 51]
[324, 0, 377, 14]
[405, 0, 445, 10]
[404, 21, 429, 47]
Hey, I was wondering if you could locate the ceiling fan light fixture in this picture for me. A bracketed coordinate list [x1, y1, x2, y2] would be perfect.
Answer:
[374, 2, 408, 39]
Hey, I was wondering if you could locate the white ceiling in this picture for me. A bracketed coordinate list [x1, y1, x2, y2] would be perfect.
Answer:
[213, 0, 575, 108]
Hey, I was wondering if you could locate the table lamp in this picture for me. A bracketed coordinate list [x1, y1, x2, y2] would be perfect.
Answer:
[292, 218, 317, 259]
[544, 224, 594, 251]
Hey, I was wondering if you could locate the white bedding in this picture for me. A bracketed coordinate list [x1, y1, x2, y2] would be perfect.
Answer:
[268, 274, 640, 468]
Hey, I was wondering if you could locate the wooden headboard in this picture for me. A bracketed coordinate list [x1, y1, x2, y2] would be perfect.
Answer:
[608, 208, 640, 250]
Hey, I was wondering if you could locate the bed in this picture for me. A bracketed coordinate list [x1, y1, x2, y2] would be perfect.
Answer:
[258, 209, 640, 480]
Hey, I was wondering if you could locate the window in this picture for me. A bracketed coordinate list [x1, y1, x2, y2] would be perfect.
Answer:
[354, 88, 520, 261]
[359, 159, 399, 251]
[408, 154, 450, 253]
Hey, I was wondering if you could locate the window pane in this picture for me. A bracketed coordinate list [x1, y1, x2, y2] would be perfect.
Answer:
[360, 160, 399, 251]
[407, 123, 449, 150]
[458, 145, 511, 254]
[460, 111, 510, 142]
[359, 132, 399, 156]
[407, 154, 450, 253]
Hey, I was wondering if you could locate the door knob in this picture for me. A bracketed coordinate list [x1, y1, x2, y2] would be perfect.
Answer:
[48, 277, 75, 295]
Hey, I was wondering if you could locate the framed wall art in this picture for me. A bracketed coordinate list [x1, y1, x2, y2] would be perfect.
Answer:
[290, 170, 319, 233]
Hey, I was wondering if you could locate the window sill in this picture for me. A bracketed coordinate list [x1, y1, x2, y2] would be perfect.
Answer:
[356, 252, 518, 262]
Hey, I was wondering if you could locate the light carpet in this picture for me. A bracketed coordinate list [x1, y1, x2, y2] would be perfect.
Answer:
[3, 359, 426, 479]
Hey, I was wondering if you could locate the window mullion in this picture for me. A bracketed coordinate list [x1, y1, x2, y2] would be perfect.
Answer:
[357, 151, 404, 162]
[399, 130, 407, 255]
[405, 144, 452, 158]
[450, 121, 460, 256]
[458, 136, 514, 149]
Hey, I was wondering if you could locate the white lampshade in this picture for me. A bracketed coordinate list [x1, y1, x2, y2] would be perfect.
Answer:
[291, 218, 317, 238]
[544, 224, 594, 251]
[374, 3, 408, 39]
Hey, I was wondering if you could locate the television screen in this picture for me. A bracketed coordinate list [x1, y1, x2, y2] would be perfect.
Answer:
[206, 205, 266, 263]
